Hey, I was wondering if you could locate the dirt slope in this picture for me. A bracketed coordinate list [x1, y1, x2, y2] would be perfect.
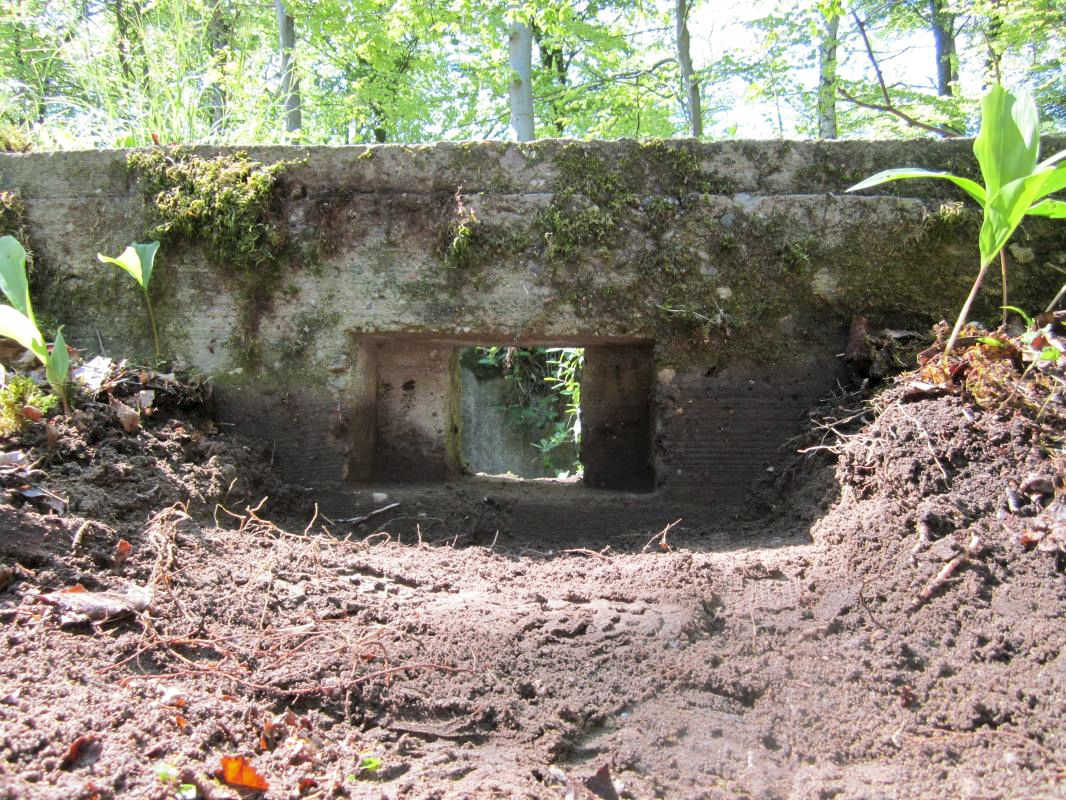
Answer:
[0, 377, 1063, 799]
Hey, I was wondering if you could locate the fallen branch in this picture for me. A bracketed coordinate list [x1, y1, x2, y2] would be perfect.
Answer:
[910, 533, 982, 611]
[642, 518, 682, 553]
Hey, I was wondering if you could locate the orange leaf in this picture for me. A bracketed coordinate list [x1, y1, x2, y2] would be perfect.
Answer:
[61, 584, 87, 593]
[20, 405, 43, 422]
[217, 755, 269, 791]
[114, 539, 133, 566]
[173, 714, 187, 730]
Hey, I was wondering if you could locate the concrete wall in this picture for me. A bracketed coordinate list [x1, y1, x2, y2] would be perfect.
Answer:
[2, 139, 1064, 512]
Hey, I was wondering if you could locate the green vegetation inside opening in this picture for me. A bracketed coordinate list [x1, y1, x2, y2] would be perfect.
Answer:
[459, 346, 583, 479]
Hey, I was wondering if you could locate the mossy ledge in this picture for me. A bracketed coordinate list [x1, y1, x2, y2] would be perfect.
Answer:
[126, 148, 297, 367]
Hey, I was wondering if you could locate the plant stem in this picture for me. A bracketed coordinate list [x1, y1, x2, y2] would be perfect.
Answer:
[1000, 249, 1008, 328]
[144, 289, 160, 361]
[1045, 282, 1066, 313]
[943, 258, 994, 361]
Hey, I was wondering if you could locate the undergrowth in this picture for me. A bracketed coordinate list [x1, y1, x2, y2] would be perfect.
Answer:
[0, 374, 57, 435]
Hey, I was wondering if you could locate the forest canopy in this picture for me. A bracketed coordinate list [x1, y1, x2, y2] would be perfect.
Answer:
[0, 0, 1063, 150]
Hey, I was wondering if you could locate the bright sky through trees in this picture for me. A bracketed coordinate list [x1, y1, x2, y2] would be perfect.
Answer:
[0, 0, 1062, 149]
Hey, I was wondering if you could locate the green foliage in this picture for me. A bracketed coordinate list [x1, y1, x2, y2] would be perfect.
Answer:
[98, 242, 162, 359]
[848, 85, 1066, 355]
[0, 236, 68, 403]
[475, 346, 583, 474]
[0, 373, 57, 435]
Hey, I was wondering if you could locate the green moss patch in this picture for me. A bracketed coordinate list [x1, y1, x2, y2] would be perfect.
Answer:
[127, 149, 302, 368]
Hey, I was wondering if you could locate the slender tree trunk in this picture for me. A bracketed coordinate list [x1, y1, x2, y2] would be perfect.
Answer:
[204, 0, 228, 132]
[928, 0, 957, 96]
[508, 17, 534, 141]
[274, 0, 302, 135]
[817, 11, 839, 139]
[675, 0, 702, 138]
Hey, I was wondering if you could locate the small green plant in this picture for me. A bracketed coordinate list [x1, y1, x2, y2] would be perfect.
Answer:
[0, 374, 58, 434]
[152, 761, 197, 799]
[0, 235, 69, 407]
[848, 85, 1066, 358]
[345, 754, 383, 781]
[98, 241, 161, 359]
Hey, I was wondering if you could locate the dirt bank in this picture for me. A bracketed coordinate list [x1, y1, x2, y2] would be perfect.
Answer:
[0, 368, 1063, 799]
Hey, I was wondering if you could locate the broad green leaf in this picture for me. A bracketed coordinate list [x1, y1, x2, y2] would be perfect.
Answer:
[0, 236, 34, 324]
[1026, 199, 1066, 218]
[97, 241, 160, 290]
[973, 85, 1038, 199]
[0, 304, 46, 363]
[46, 327, 69, 392]
[846, 168, 986, 206]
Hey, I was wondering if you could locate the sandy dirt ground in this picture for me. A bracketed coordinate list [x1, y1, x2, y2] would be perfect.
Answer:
[0, 365, 1063, 800]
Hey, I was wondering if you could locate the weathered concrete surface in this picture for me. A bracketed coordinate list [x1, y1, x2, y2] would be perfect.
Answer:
[1, 139, 1064, 521]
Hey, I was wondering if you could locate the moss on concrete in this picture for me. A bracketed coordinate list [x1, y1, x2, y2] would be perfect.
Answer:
[0, 190, 26, 241]
[127, 149, 290, 292]
[127, 148, 301, 368]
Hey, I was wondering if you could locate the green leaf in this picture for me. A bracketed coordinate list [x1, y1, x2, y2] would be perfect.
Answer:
[1002, 305, 1034, 327]
[0, 305, 46, 363]
[1026, 198, 1066, 218]
[153, 762, 179, 784]
[846, 168, 986, 206]
[978, 337, 1003, 347]
[1039, 345, 1062, 362]
[97, 241, 160, 290]
[46, 327, 69, 392]
[176, 785, 198, 800]
[973, 85, 1039, 199]
[357, 755, 382, 773]
[0, 236, 34, 324]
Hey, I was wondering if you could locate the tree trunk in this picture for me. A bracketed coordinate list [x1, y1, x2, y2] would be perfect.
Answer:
[817, 11, 839, 139]
[204, 0, 228, 132]
[928, 0, 957, 96]
[674, 0, 702, 138]
[274, 0, 302, 135]
[508, 18, 534, 141]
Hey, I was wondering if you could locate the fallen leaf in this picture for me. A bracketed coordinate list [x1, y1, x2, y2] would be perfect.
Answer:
[111, 399, 140, 433]
[41, 584, 152, 625]
[0, 450, 27, 467]
[172, 715, 187, 731]
[298, 776, 318, 793]
[217, 755, 269, 791]
[16, 485, 68, 513]
[46, 424, 60, 448]
[136, 389, 155, 409]
[60, 733, 98, 769]
[159, 687, 187, 708]
[584, 763, 620, 800]
[19, 405, 43, 422]
[113, 539, 133, 566]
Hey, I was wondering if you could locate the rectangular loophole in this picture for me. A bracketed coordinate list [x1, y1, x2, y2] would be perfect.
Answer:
[349, 336, 654, 492]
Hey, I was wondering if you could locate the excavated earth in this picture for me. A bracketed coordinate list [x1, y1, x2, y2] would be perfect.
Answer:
[0, 371, 1064, 800]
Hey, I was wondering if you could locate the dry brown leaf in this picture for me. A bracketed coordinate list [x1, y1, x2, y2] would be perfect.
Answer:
[217, 755, 269, 791]
[19, 405, 43, 422]
[113, 539, 132, 566]
[60, 733, 97, 769]
[111, 398, 140, 433]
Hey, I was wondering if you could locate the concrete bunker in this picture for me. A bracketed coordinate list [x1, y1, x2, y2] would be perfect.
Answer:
[349, 335, 655, 492]
[2, 138, 1063, 522]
